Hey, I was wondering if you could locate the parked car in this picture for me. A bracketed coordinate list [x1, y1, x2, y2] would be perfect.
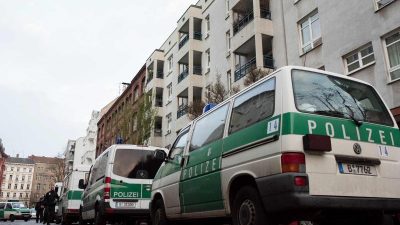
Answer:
[0, 202, 31, 221]
[30, 208, 36, 219]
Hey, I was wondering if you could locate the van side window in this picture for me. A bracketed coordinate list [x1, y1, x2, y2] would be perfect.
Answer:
[96, 153, 109, 181]
[6, 203, 12, 209]
[0, 203, 5, 209]
[190, 104, 229, 152]
[169, 128, 190, 159]
[229, 78, 275, 134]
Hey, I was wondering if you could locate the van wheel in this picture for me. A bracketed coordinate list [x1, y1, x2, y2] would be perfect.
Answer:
[232, 186, 269, 225]
[152, 199, 168, 225]
[10, 215, 15, 222]
[94, 210, 106, 225]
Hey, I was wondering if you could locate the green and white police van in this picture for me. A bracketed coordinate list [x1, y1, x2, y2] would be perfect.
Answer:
[56, 166, 90, 225]
[79, 144, 167, 225]
[150, 66, 400, 225]
[0, 202, 31, 222]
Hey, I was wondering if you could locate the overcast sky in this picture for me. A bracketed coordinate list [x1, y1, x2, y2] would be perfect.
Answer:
[0, 0, 198, 158]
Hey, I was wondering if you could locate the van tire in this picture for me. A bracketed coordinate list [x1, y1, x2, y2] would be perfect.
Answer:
[152, 199, 168, 225]
[10, 215, 15, 222]
[94, 210, 106, 225]
[232, 186, 269, 225]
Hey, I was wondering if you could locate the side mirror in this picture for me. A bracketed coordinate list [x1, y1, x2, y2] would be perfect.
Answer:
[78, 179, 86, 189]
[54, 187, 59, 193]
[154, 149, 167, 161]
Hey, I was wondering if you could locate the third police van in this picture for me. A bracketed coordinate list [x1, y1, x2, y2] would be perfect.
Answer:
[150, 66, 400, 225]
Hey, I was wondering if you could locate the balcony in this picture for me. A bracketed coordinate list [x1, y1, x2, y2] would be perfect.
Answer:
[194, 31, 202, 40]
[179, 34, 189, 49]
[234, 57, 256, 81]
[156, 70, 164, 79]
[177, 104, 188, 119]
[178, 67, 189, 83]
[233, 11, 254, 35]
[193, 65, 202, 75]
[263, 55, 274, 69]
[261, 8, 271, 20]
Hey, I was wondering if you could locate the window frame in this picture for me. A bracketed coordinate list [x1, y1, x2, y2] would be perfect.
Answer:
[344, 43, 375, 75]
[383, 29, 400, 83]
[299, 10, 321, 54]
[374, 0, 396, 10]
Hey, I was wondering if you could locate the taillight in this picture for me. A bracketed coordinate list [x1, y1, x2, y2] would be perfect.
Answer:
[281, 153, 305, 173]
[104, 176, 111, 202]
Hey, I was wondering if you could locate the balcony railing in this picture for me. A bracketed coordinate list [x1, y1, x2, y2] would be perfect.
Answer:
[156, 70, 164, 79]
[179, 34, 189, 49]
[193, 65, 202, 75]
[194, 32, 202, 40]
[234, 57, 257, 81]
[233, 11, 254, 35]
[178, 68, 189, 83]
[177, 104, 188, 119]
[263, 55, 274, 69]
[155, 98, 163, 107]
[261, 9, 271, 20]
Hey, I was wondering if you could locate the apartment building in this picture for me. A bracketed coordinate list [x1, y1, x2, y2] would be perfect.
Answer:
[29, 156, 64, 204]
[143, 0, 400, 148]
[65, 111, 100, 170]
[96, 65, 146, 157]
[0, 139, 8, 194]
[0, 156, 34, 207]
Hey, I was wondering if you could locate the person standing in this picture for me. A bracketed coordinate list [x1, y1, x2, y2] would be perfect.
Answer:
[44, 187, 59, 225]
[35, 198, 45, 223]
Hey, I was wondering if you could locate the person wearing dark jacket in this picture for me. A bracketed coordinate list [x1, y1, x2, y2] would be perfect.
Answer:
[44, 187, 59, 225]
[35, 198, 45, 223]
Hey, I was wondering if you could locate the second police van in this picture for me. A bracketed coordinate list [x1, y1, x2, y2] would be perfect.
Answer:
[150, 66, 400, 225]
[79, 144, 167, 225]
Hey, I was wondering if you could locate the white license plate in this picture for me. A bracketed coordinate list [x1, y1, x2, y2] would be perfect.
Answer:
[338, 163, 377, 176]
[116, 202, 137, 208]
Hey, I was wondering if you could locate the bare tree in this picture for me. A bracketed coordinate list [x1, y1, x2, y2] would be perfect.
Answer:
[54, 153, 66, 182]
[207, 74, 230, 104]
[244, 68, 271, 87]
[137, 92, 157, 145]
[188, 100, 206, 120]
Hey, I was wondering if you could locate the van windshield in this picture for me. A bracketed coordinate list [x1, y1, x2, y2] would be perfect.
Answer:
[12, 203, 25, 208]
[292, 69, 393, 126]
[112, 149, 163, 179]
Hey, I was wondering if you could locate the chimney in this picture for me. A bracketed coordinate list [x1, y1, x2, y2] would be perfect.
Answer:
[16, 154, 19, 158]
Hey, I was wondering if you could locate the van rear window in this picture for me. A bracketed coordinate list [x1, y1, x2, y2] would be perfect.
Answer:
[113, 149, 163, 179]
[292, 69, 393, 126]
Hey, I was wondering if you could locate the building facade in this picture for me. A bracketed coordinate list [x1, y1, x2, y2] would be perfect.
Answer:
[65, 111, 100, 171]
[0, 139, 8, 194]
[96, 65, 147, 157]
[0, 156, 35, 207]
[142, 0, 400, 148]
[28, 156, 64, 205]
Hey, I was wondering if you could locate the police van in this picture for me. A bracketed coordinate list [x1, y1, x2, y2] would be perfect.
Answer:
[0, 201, 31, 222]
[79, 144, 167, 225]
[56, 166, 89, 225]
[150, 66, 400, 225]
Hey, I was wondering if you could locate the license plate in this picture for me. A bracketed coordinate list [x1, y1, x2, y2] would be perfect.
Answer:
[338, 163, 377, 176]
[115, 202, 137, 208]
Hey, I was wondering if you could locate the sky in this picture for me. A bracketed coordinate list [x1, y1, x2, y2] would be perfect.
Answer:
[0, 0, 198, 158]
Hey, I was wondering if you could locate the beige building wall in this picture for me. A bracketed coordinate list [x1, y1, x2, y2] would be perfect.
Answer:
[0, 157, 35, 207]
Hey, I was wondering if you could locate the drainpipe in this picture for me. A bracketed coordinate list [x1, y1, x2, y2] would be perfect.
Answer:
[280, 0, 289, 65]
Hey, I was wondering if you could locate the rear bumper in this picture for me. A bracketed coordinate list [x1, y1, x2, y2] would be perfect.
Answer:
[256, 173, 400, 213]
[14, 214, 32, 220]
[101, 203, 150, 218]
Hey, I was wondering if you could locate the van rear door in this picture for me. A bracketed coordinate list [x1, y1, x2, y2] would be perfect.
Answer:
[285, 69, 400, 198]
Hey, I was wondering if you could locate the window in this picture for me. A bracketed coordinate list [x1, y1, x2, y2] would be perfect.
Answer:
[20, 184, 23, 189]
[37, 184, 40, 190]
[167, 83, 173, 100]
[226, 31, 231, 53]
[22, 175, 25, 181]
[13, 193, 16, 198]
[205, 15, 210, 35]
[169, 128, 190, 159]
[8, 184, 11, 189]
[19, 193, 22, 198]
[15, 176, 18, 181]
[27, 184, 30, 190]
[6, 193, 10, 198]
[14, 184, 17, 189]
[132, 114, 137, 131]
[230, 78, 276, 134]
[166, 113, 172, 134]
[384, 30, 400, 81]
[227, 70, 232, 93]
[375, 0, 395, 10]
[17, 167, 19, 172]
[9, 175, 12, 180]
[344, 43, 375, 74]
[11, 167, 14, 171]
[134, 87, 139, 101]
[206, 49, 211, 69]
[299, 10, 321, 53]
[29, 168, 32, 172]
[168, 55, 174, 72]
[25, 193, 29, 198]
[225, 0, 230, 15]
[190, 104, 229, 151]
